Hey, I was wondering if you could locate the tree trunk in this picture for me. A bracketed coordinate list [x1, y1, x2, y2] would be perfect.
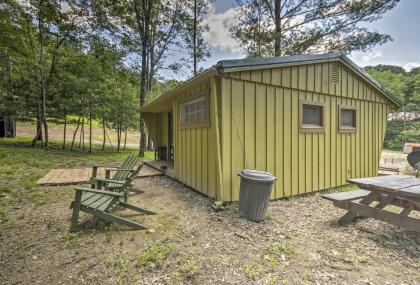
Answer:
[4, 51, 15, 138]
[136, 0, 153, 158]
[79, 117, 84, 149]
[118, 106, 124, 153]
[274, 0, 282, 56]
[37, 3, 49, 150]
[102, 119, 106, 150]
[105, 128, 114, 148]
[193, 0, 197, 75]
[89, 96, 92, 153]
[71, 116, 81, 151]
[63, 112, 67, 149]
[117, 108, 121, 153]
[123, 127, 128, 150]
[41, 92, 48, 150]
[82, 117, 85, 151]
[32, 118, 43, 146]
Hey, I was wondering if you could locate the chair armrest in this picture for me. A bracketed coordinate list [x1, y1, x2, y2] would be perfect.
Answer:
[93, 165, 119, 169]
[74, 187, 123, 197]
[90, 177, 126, 185]
[105, 168, 136, 172]
[92, 165, 119, 179]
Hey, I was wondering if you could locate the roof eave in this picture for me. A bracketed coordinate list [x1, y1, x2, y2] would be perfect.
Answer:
[338, 55, 402, 108]
[219, 53, 402, 109]
[140, 68, 219, 113]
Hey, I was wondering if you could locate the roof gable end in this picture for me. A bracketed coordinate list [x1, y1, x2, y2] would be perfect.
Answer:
[217, 53, 402, 108]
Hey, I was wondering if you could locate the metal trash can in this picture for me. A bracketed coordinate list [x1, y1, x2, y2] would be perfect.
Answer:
[238, 169, 276, 222]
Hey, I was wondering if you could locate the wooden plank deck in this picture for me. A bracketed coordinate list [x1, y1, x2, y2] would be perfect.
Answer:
[37, 165, 162, 186]
[144, 160, 175, 179]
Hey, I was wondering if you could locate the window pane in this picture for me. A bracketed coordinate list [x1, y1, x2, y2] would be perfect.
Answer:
[196, 111, 202, 122]
[341, 109, 355, 127]
[180, 95, 208, 126]
[196, 100, 203, 112]
[303, 105, 323, 126]
[192, 102, 197, 113]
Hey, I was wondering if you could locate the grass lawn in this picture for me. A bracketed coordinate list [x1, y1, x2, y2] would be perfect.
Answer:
[0, 138, 153, 234]
[0, 138, 419, 284]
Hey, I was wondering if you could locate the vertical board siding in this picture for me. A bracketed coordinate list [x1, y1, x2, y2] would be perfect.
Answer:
[221, 61, 390, 201]
[142, 113, 167, 147]
[172, 80, 218, 199]
[146, 60, 391, 202]
[266, 86, 276, 199]
[231, 80, 245, 201]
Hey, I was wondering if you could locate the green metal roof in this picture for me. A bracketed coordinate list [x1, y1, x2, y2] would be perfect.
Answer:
[216, 53, 402, 108]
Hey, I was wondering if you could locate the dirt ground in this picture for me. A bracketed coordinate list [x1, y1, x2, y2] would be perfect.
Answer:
[0, 175, 419, 285]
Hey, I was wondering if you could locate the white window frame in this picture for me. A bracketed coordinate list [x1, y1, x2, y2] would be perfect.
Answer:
[179, 91, 210, 129]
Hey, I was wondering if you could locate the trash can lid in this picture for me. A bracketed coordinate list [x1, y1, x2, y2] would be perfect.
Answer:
[239, 169, 276, 182]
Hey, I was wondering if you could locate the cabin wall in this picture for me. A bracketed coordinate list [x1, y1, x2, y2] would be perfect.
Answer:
[142, 113, 168, 147]
[172, 79, 219, 199]
[219, 62, 389, 201]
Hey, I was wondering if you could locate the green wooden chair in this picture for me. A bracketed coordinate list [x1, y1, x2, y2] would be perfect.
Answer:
[70, 187, 156, 231]
[90, 155, 143, 201]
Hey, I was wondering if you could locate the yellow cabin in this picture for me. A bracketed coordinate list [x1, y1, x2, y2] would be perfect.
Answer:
[140, 53, 402, 202]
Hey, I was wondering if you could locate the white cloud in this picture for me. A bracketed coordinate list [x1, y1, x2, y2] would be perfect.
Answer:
[403, 62, 420, 72]
[203, 5, 241, 53]
[361, 50, 383, 63]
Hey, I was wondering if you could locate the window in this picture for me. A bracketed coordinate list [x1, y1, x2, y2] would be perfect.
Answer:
[339, 106, 357, 133]
[300, 101, 324, 132]
[180, 92, 209, 128]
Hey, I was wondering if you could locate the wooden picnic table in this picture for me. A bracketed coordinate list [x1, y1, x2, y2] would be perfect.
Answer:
[323, 175, 420, 232]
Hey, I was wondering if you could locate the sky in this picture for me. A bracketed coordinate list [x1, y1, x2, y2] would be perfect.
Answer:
[199, 0, 420, 72]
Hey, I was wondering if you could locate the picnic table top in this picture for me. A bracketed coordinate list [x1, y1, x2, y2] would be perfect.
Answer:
[348, 175, 420, 202]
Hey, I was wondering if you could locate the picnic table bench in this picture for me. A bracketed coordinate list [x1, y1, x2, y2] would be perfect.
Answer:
[322, 175, 420, 232]
[378, 163, 400, 175]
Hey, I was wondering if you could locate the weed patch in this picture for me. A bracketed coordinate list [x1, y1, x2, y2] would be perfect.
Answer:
[136, 239, 172, 270]
[106, 253, 129, 285]
[63, 231, 80, 247]
[244, 241, 296, 281]
[176, 258, 199, 279]
[244, 258, 265, 280]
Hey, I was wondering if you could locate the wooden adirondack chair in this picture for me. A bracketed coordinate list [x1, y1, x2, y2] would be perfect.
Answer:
[70, 187, 156, 231]
[90, 155, 142, 201]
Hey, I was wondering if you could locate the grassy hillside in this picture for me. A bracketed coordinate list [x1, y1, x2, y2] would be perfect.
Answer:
[384, 120, 420, 151]
[366, 65, 420, 151]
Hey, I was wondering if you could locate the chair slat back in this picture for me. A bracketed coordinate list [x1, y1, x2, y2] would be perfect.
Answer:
[112, 155, 139, 181]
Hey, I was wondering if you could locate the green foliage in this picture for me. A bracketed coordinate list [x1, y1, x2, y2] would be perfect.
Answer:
[176, 258, 199, 279]
[365, 65, 409, 104]
[136, 240, 173, 270]
[244, 259, 265, 280]
[231, 0, 398, 57]
[106, 253, 130, 285]
[366, 65, 420, 150]
[1, 0, 206, 151]
[384, 121, 420, 151]
[263, 242, 296, 260]
[62, 231, 80, 247]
